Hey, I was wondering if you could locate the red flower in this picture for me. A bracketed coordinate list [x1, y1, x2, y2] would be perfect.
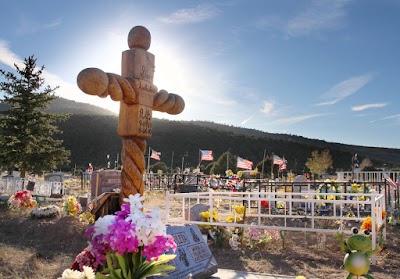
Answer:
[261, 200, 269, 208]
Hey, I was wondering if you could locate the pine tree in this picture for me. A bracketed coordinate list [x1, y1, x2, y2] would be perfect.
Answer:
[0, 55, 70, 177]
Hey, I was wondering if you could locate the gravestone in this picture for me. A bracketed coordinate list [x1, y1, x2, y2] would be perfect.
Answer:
[186, 204, 210, 221]
[154, 225, 218, 279]
[90, 170, 122, 198]
[44, 172, 64, 183]
[26, 181, 35, 191]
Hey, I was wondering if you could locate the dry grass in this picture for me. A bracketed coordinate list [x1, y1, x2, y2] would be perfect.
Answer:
[1, 190, 400, 279]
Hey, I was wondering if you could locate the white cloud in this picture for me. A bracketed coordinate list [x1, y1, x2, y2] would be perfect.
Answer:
[158, 4, 220, 24]
[315, 73, 374, 106]
[241, 112, 257, 125]
[17, 17, 62, 35]
[370, 114, 400, 123]
[0, 40, 24, 68]
[261, 100, 274, 114]
[286, 0, 351, 37]
[256, 0, 351, 37]
[275, 113, 326, 125]
[351, 103, 387, 111]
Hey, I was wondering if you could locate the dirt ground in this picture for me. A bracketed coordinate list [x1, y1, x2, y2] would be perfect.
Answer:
[1, 192, 400, 279]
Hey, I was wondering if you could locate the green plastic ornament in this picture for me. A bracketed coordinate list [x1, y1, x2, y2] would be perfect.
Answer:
[336, 226, 385, 279]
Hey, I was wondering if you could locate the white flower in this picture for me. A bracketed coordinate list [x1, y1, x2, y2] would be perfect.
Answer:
[82, 266, 95, 279]
[123, 193, 145, 211]
[31, 205, 60, 218]
[59, 269, 83, 279]
[58, 266, 95, 279]
[93, 215, 115, 237]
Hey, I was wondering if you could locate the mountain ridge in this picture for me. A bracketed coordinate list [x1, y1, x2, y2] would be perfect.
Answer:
[1, 97, 399, 171]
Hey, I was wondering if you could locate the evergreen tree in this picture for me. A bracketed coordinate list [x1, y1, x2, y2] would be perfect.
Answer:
[0, 55, 70, 177]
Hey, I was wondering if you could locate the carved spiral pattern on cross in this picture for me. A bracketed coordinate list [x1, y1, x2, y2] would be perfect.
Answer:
[120, 137, 147, 202]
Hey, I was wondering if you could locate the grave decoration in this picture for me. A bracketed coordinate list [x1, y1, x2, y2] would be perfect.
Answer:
[67, 194, 177, 279]
[77, 26, 185, 205]
[90, 170, 122, 198]
[7, 190, 37, 211]
[31, 205, 60, 219]
[63, 196, 83, 216]
[336, 226, 385, 279]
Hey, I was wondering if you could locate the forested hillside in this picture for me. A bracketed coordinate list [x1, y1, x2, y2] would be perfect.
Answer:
[2, 98, 400, 174]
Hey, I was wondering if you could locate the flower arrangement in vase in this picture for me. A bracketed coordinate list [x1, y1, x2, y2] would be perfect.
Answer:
[66, 194, 177, 279]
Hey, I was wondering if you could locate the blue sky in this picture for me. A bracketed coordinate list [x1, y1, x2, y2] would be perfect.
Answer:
[1, 0, 399, 149]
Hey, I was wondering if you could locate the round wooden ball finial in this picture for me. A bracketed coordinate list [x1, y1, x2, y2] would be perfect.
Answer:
[128, 26, 151, 50]
[77, 68, 108, 96]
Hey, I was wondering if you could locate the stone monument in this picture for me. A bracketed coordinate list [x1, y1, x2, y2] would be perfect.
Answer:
[77, 26, 185, 204]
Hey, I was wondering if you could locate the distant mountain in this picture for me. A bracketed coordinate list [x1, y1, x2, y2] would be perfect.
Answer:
[46, 98, 117, 116]
[1, 97, 400, 172]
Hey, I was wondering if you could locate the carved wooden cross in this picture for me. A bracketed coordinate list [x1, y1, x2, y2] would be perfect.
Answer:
[77, 26, 185, 203]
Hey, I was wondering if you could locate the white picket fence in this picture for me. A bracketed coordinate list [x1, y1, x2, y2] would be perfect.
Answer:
[0, 178, 64, 197]
[166, 191, 386, 264]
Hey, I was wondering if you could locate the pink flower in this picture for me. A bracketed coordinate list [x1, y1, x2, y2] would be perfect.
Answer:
[107, 219, 138, 255]
[249, 227, 261, 241]
[71, 248, 99, 271]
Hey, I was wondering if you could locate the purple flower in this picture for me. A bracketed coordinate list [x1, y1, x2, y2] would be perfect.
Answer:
[108, 219, 138, 255]
[115, 204, 130, 220]
[142, 236, 167, 260]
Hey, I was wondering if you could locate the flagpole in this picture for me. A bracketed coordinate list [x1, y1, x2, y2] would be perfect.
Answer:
[271, 152, 274, 180]
[171, 151, 174, 173]
[225, 148, 230, 172]
[147, 147, 151, 174]
[198, 149, 201, 169]
[261, 149, 266, 179]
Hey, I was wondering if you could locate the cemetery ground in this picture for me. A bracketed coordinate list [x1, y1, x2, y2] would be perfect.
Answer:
[1, 189, 400, 279]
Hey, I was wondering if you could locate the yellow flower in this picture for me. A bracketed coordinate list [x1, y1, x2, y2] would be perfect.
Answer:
[200, 211, 210, 219]
[79, 212, 95, 224]
[235, 205, 245, 214]
[226, 215, 234, 223]
[351, 183, 359, 192]
[361, 216, 372, 231]
[327, 195, 334, 200]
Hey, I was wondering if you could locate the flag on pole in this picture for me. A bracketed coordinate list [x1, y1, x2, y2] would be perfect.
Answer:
[386, 177, 398, 190]
[279, 156, 287, 171]
[200, 150, 213, 161]
[237, 156, 253, 170]
[273, 155, 284, 165]
[150, 149, 161, 160]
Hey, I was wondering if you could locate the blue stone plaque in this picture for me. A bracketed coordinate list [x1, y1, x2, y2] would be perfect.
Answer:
[153, 225, 218, 279]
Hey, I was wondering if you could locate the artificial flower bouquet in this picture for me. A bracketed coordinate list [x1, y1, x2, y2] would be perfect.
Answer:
[7, 190, 37, 211]
[67, 194, 177, 279]
[64, 196, 83, 216]
[31, 205, 60, 219]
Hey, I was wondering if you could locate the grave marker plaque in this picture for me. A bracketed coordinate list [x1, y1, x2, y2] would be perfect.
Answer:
[44, 172, 64, 183]
[153, 225, 218, 279]
[90, 170, 122, 198]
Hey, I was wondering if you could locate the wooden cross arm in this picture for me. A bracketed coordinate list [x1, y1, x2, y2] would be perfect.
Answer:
[77, 68, 138, 105]
[153, 89, 185, 115]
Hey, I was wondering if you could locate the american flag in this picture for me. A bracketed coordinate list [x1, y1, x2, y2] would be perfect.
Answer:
[87, 201, 94, 212]
[273, 155, 284, 165]
[386, 177, 398, 190]
[279, 156, 287, 171]
[200, 150, 213, 161]
[237, 156, 253, 170]
[150, 149, 161, 160]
